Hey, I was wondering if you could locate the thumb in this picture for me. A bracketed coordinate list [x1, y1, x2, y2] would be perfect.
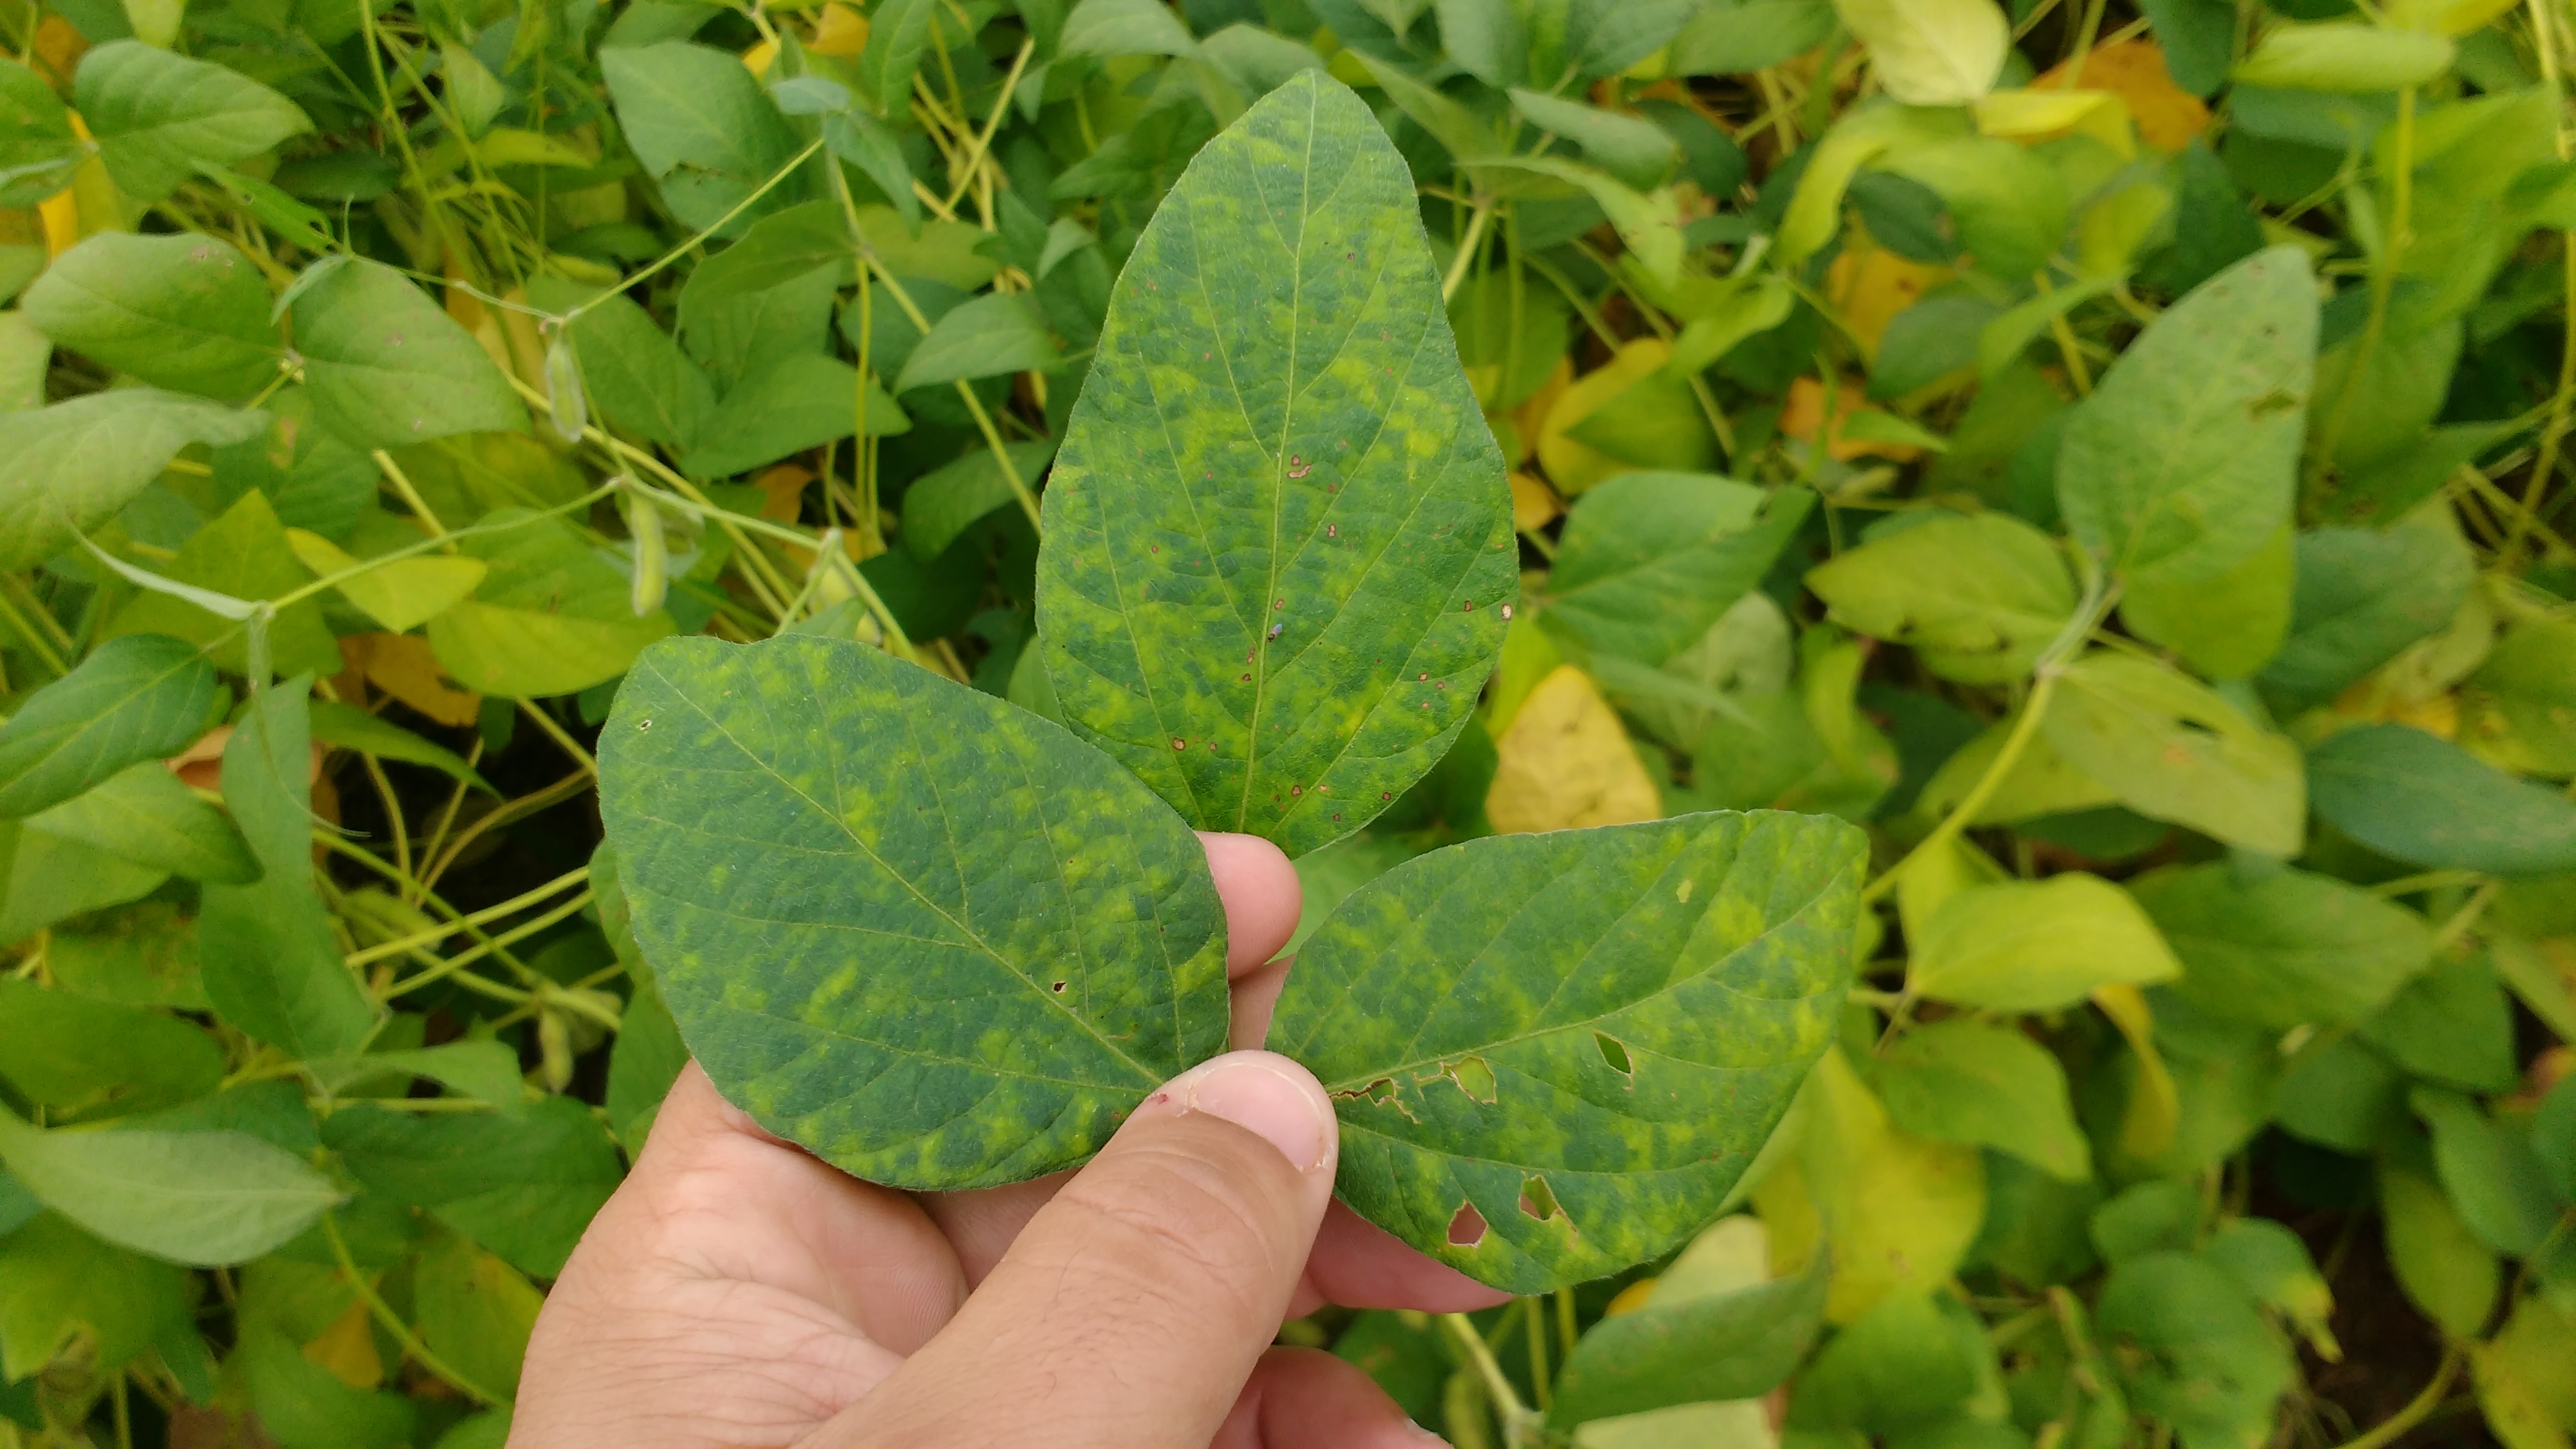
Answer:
[837, 1051, 1341, 1448]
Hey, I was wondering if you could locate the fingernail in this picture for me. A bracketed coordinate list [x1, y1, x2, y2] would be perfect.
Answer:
[1165, 1053, 1334, 1172]
[1403, 1424, 1450, 1446]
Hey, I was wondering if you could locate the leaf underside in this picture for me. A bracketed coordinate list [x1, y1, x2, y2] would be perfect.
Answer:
[598, 634, 1231, 1191]
[1271, 810, 1866, 1292]
[1037, 71, 1517, 859]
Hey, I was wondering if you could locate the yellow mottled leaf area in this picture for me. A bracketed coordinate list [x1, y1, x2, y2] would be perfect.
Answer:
[1509, 471, 1564, 532]
[2034, 40, 2210, 152]
[301, 1299, 383, 1390]
[810, 2, 869, 56]
[1486, 665, 1661, 833]
[1826, 243, 1950, 358]
[341, 633, 482, 728]
[1538, 339, 1669, 495]
[1758, 1048, 1985, 1322]
[1781, 376, 1925, 462]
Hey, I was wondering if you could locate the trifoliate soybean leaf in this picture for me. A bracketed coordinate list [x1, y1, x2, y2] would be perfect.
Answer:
[2130, 863, 2428, 1030]
[0, 977, 223, 1115]
[682, 354, 906, 479]
[414, 1229, 541, 1400]
[0, 1108, 342, 1267]
[1436, 0, 1527, 85]
[199, 677, 380, 1062]
[0, 1214, 187, 1382]
[306, 699, 494, 794]
[893, 292, 1063, 392]
[2411, 1087, 2561, 1257]
[2056, 246, 2316, 583]
[323, 1097, 619, 1277]
[21, 233, 281, 398]
[291, 259, 528, 450]
[0, 60, 80, 208]
[1507, 90, 1679, 191]
[105, 490, 341, 679]
[0, 389, 269, 571]
[232, 1322, 417, 1449]
[0, 634, 217, 819]
[47, 901, 207, 1012]
[284, 528, 486, 635]
[1878, 137, 2068, 282]
[425, 510, 675, 698]
[528, 279, 715, 451]
[2042, 652, 2307, 856]
[1806, 513, 2072, 684]
[2234, 22, 2455, 92]
[1036, 73, 1515, 858]
[2310, 723, 2576, 874]
[1543, 474, 1812, 667]
[675, 201, 855, 316]
[1833, 0, 2009, 105]
[1876, 1017, 2091, 1180]
[1269, 810, 1865, 1293]
[598, 633, 1230, 1191]
[601, 42, 806, 237]
[1546, 1244, 1827, 1429]
[903, 442, 1056, 559]
[2094, 1252, 2293, 1449]
[1908, 874, 2180, 1011]
[74, 41, 312, 204]
[24, 762, 258, 884]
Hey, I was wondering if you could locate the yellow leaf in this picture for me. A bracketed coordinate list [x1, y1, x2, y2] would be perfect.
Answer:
[1824, 243, 1949, 358]
[1508, 471, 1562, 533]
[756, 463, 817, 522]
[38, 186, 78, 258]
[1973, 87, 2136, 160]
[1796, 1048, 1986, 1322]
[1537, 339, 1668, 496]
[743, 38, 778, 76]
[811, 2, 870, 56]
[287, 528, 490, 634]
[1780, 376, 1923, 462]
[1486, 664, 1661, 833]
[1603, 1279, 1658, 1318]
[301, 1299, 383, 1391]
[2034, 40, 2210, 154]
[30, 15, 87, 87]
[2094, 982, 2180, 1162]
[343, 632, 482, 728]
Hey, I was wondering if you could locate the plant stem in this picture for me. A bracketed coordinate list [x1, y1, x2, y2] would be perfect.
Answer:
[563, 137, 828, 321]
[345, 864, 589, 968]
[1441, 1313, 1540, 1445]
[2328, 1348, 2461, 1449]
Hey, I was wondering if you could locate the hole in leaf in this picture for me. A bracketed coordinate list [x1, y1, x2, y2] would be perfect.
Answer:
[1050, 981, 1067, 994]
[1519, 1175, 1561, 1221]
[1447, 1201, 1487, 1248]
[1438, 1055, 1497, 1104]
[1595, 1032, 1632, 1077]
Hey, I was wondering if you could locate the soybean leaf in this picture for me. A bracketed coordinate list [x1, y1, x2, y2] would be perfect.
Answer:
[2411, 1087, 2560, 1256]
[0, 1108, 341, 1267]
[2381, 1164, 2498, 1336]
[2467, 619, 2576, 775]
[1907, 874, 2182, 1011]
[199, 677, 381, 1061]
[1269, 811, 1865, 1293]
[1567, 0, 1708, 77]
[893, 293, 1063, 391]
[1805, 512, 2073, 684]
[1543, 474, 1812, 667]
[105, 490, 341, 678]
[598, 633, 1231, 1190]
[1036, 73, 1516, 858]
[0, 390, 269, 570]
[307, 699, 495, 793]
[2260, 514, 2472, 713]
[425, 510, 675, 698]
[0, 1214, 188, 1382]
[1547, 1232, 1827, 1428]
[2234, 23, 2455, 91]
[528, 279, 715, 451]
[284, 529, 487, 635]
[2120, 523, 2295, 682]
[74, 41, 312, 203]
[1788, 1289, 1988, 1432]
[824, 109, 920, 227]
[2130, 863, 2430, 1030]
[414, 1230, 542, 1399]
[1507, 90, 1679, 191]
[1671, 0, 1842, 77]
[230, 1323, 417, 1447]
[1876, 1017, 2092, 1180]
[682, 354, 907, 479]
[2042, 652, 2307, 856]
[2361, 955, 2519, 1094]
[291, 259, 527, 450]
[0, 978, 223, 1115]
[24, 762, 258, 884]
[312, 1042, 524, 1113]
[673, 201, 853, 314]
[209, 386, 379, 539]
[323, 1097, 620, 1277]
[2310, 723, 2576, 874]
[0, 824, 168, 941]
[903, 441, 1058, 559]
[1437, 0, 1527, 85]
[1061, 0, 1202, 57]
[2094, 1253, 2294, 1449]
[0, 60, 80, 207]
[2056, 246, 2317, 584]
[21, 233, 281, 398]
[2203, 1219, 2338, 1358]
[0, 635, 217, 819]
[1832, 0, 2009, 104]
[601, 42, 806, 237]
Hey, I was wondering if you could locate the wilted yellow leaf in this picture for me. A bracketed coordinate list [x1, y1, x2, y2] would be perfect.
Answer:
[1538, 339, 1669, 496]
[344, 632, 482, 728]
[1825, 243, 1950, 358]
[1486, 664, 1661, 833]
[743, 38, 778, 76]
[2035, 40, 2209, 154]
[302, 1300, 383, 1391]
[1780, 376, 1924, 462]
[1786, 1048, 1986, 1322]
[30, 15, 87, 86]
[756, 463, 816, 522]
[1508, 471, 1562, 533]
[811, 2, 870, 56]
[2094, 982, 2180, 1162]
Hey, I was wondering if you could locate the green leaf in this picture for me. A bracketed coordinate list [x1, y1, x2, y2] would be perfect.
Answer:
[0, 311, 46, 414]
[2234, 22, 2455, 92]
[1035, 72, 1516, 857]
[600, 42, 806, 237]
[323, 1097, 620, 1277]
[2472, 1295, 2576, 1449]
[0, 1108, 342, 1267]
[0, 978, 223, 1116]
[2056, 246, 2316, 584]
[607, 974, 688, 1154]
[681, 354, 905, 479]
[2379, 1162, 2497, 1338]
[2310, 723, 2576, 874]
[199, 677, 381, 1061]
[1507, 90, 1679, 191]
[893, 292, 1062, 391]
[307, 698, 495, 793]
[425, 510, 675, 698]
[285, 529, 487, 635]
[2465, 617, 2576, 776]
[531, 281, 715, 451]
[2042, 653, 2307, 856]
[0, 1214, 187, 1382]
[2128, 863, 2430, 1030]
[209, 385, 378, 538]
[230, 1323, 417, 1449]
[0, 60, 81, 208]
[1786, 1289, 1990, 1435]
[674, 200, 854, 315]
[0, 822, 168, 941]
[0, 389, 269, 570]
[2361, 954, 2520, 1094]
[313, 1042, 526, 1112]
[1270, 811, 1865, 1292]
[51, 900, 209, 1012]
[1832, 0, 2008, 105]
[1669, 0, 1840, 77]
[1906, 873, 2180, 1011]
[0, 634, 217, 819]
[1547, 1225, 1827, 1428]
[856, 0, 943, 112]
[24, 761, 259, 884]
[1542, 474, 1810, 669]
[2092, 1252, 2294, 1449]
[2202, 1218, 2337, 1359]
[74, 41, 312, 203]
[1876, 1017, 2091, 1180]
[412, 1230, 541, 1400]
[2411, 1087, 2561, 1257]
[2538, 1075, 2575, 1204]
[1806, 513, 2072, 684]
[2261, 514, 2473, 712]
[1063, 0, 1203, 57]
[598, 633, 1230, 1190]
[2119, 521, 2294, 682]
[20, 232, 281, 398]
[902, 441, 1056, 559]
[1437, 0, 1528, 85]
[825, 108, 920, 227]
[105, 489, 341, 678]
[1877, 137, 2069, 282]
[291, 258, 529, 450]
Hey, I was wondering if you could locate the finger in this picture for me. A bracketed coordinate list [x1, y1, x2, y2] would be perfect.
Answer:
[832, 1051, 1339, 1449]
[1212, 1347, 1445, 1449]
[1199, 831, 1301, 976]
[1302, 1202, 1516, 1313]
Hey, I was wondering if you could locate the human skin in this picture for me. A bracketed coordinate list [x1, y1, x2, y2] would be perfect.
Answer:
[508, 832, 1511, 1448]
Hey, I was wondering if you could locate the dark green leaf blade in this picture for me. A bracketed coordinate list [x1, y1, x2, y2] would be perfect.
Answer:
[0, 390, 269, 570]
[601, 41, 805, 238]
[2310, 723, 2576, 874]
[73, 41, 312, 204]
[0, 634, 217, 819]
[0, 1108, 342, 1268]
[291, 258, 529, 451]
[1036, 72, 1516, 858]
[21, 233, 282, 398]
[1270, 810, 1865, 1292]
[598, 633, 1230, 1191]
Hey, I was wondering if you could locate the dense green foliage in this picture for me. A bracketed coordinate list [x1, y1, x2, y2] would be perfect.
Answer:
[0, 0, 2574, 1443]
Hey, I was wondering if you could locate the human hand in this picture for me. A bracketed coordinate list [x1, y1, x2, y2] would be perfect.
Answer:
[509, 832, 1509, 1448]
